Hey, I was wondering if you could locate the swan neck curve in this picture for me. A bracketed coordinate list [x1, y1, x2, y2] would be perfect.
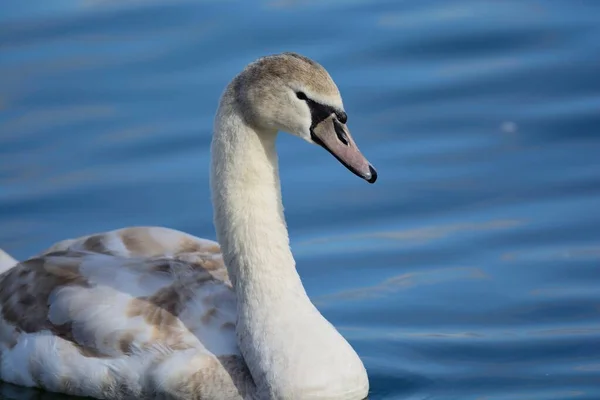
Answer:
[210, 97, 301, 294]
[209, 87, 368, 399]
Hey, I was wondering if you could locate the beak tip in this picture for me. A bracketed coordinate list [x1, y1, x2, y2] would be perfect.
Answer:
[366, 164, 377, 184]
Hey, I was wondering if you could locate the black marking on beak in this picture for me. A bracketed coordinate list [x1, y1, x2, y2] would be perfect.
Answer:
[333, 119, 349, 145]
[367, 165, 377, 183]
[297, 94, 346, 131]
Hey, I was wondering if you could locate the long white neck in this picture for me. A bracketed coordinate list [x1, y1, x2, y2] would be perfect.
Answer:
[210, 90, 368, 399]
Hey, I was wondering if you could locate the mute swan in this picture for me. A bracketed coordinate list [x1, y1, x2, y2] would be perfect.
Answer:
[0, 52, 377, 400]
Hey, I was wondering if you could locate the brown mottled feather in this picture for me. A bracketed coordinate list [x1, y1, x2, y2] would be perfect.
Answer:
[0, 227, 233, 361]
[0, 254, 87, 334]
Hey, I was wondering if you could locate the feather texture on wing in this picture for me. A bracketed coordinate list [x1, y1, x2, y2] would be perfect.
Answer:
[0, 227, 253, 399]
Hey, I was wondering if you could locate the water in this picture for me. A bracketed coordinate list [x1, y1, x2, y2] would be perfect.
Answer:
[1, 0, 599, 398]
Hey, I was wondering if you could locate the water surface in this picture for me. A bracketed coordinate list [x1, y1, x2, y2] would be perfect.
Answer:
[1, 0, 600, 399]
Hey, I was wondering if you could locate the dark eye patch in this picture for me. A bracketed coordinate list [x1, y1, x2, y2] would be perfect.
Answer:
[303, 97, 347, 129]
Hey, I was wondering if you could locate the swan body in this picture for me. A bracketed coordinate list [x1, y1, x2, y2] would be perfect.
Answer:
[0, 53, 376, 399]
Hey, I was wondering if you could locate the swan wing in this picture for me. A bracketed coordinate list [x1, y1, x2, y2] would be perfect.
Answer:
[0, 227, 250, 399]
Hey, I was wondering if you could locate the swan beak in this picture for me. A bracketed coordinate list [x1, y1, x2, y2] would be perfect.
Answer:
[310, 114, 377, 183]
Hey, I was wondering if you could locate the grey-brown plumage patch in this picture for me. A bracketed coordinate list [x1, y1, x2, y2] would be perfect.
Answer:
[58, 376, 76, 396]
[127, 281, 196, 350]
[28, 357, 43, 388]
[201, 307, 217, 324]
[174, 252, 226, 275]
[150, 260, 172, 274]
[243, 52, 338, 97]
[127, 295, 188, 352]
[221, 322, 235, 331]
[0, 307, 18, 349]
[2, 231, 239, 396]
[0, 256, 88, 334]
[121, 228, 160, 257]
[119, 331, 136, 355]
[177, 237, 209, 255]
[155, 354, 253, 400]
[229, 52, 341, 129]
[128, 295, 179, 329]
[194, 255, 223, 272]
[216, 355, 254, 397]
[128, 266, 215, 322]
[82, 235, 112, 255]
[0, 254, 115, 360]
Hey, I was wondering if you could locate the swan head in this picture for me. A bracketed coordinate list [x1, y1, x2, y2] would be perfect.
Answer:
[232, 52, 377, 183]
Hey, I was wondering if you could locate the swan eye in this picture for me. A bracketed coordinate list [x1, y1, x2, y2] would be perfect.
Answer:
[296, 91, 308, 100]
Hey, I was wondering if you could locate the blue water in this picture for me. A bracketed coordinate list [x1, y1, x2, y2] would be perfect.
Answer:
[1, 0, 600, 399]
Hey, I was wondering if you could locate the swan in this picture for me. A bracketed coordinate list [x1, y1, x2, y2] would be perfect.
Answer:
[0, 52, 377, 400]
